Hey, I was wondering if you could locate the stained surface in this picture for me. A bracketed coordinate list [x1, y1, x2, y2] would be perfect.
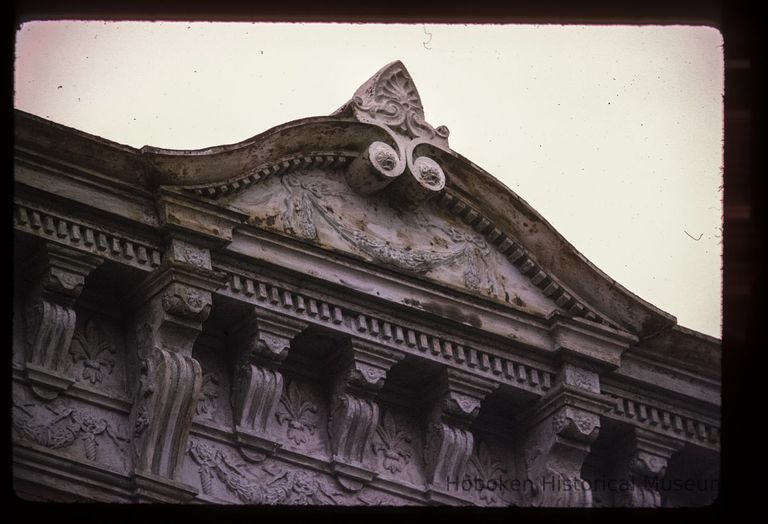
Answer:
[223, 167, 560, 316]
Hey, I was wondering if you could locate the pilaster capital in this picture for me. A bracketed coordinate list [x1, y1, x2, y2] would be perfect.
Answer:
[232, 308, 308, 365]
[330, 338, 405, 395]
[427, 368, 498, 426]
[25, 242, 103, 305]
[609, 427, 685, 507]
[624, 427, 685, 478]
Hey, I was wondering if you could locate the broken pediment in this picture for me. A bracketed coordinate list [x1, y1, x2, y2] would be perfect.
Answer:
[132, 60, 676, 337]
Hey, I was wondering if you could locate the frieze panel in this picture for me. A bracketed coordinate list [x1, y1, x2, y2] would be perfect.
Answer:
[12, 384, 130, 473]
[367, 409, 428, 491]
[184, 439, 348, 504]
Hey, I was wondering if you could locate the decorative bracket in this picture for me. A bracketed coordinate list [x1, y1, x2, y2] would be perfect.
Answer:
[521, 361, 614, 507]
[423, 368, 497, 501]
[23, 243, 102, 399]
[610, 427, 685, 507]
[230, 309, 308, 462]
[327, 338, 404, 491]
[336, 61, 451, 209]
[128, 252, 227, 484]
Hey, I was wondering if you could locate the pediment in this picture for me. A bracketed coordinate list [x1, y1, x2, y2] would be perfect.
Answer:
[218, 165, 561, 317]
[135, 60, 678, 338]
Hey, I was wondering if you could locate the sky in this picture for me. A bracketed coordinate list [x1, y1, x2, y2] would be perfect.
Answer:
[13, 22, 724, 338]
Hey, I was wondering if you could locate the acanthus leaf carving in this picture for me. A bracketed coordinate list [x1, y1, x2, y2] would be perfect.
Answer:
[343, 61, 447, 142]
[69, 319, 116, 385]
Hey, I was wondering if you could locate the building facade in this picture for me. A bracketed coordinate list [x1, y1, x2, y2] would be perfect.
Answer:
[12, 62, 720, 506]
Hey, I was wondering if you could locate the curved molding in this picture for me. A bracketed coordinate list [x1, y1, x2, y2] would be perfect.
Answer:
[13, 58, 690, 340]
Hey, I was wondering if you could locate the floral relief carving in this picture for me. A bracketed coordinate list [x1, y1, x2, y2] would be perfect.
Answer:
[278, 172, 494, 292]
[161, 285, 209, 319]
[69, 320, 116, 385]
[12, 399, 127, 463]
[371, 411, 413, 474]
[196, 372, 220, 419]
[181, 246, 207, 267]
[188, 438, 262, 502]
[187, 440, 339, 504]
[468, 441, 509, 505]
[346, 61, 447, 141]
[262, 465, 341, 505]
[275, 381, 319, 446]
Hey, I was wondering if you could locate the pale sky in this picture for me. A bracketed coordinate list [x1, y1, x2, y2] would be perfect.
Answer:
[13, 21, 723, 338]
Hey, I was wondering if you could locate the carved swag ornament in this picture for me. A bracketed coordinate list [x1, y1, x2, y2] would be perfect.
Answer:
[187, 439, 340, 504]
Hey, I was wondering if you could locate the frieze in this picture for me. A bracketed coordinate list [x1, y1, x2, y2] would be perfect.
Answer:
[187, 439, 341, 504]
[12, 397, 128, 467]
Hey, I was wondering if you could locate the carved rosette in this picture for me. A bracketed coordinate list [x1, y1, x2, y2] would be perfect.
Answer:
[327, 339, 404, 491]
[23, 244, 102, 399]
[339, 61, 450, 209]
[423, 369, 497, 496]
